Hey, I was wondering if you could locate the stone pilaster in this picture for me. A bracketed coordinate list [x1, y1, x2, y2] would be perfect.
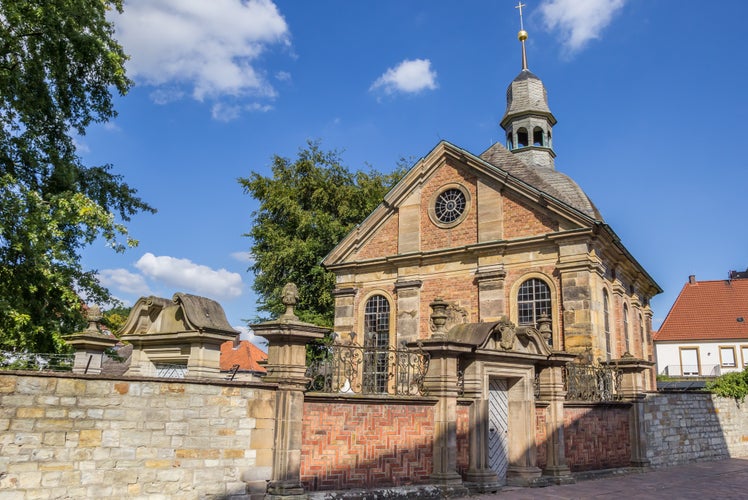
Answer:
[556, 241, 600, 354]
[251, 284, 328, 499]
[332, 287, 356, 338]
[461, 360, 500, 491]
[475, 267, 506, 323]
[506, 376, 542, 486]
[395, 279, 422, 345]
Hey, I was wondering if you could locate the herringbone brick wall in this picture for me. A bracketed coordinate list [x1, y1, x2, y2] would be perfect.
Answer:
[563, 405, 630, 471]
[301, 401, 434, 491]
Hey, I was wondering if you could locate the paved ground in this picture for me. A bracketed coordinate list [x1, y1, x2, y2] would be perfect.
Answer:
[471, 458, 748, 499]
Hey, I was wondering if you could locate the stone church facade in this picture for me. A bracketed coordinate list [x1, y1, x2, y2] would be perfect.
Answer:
[324, 41, 661, 379]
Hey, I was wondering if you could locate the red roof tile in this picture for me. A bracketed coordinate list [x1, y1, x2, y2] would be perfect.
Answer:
[654, 278, 748, 342]
[220, 340, 267, 373]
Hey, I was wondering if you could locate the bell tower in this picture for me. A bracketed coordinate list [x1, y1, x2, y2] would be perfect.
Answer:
[500, 2, 557, 170]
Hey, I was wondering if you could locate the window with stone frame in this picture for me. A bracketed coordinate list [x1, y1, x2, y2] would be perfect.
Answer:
[517, 278, 551, 328]
[363, 294, 390, 394]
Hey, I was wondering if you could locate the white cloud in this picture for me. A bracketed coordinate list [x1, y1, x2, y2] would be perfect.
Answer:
[135, 253, 243, 300]
[230, 251, 255, 264]
[370, 59, 437, 95]
[211, 102, 272, 121]
[112, 0, 289, 110]
[539, 0, 626, 53]
[98, 268, 152, 296]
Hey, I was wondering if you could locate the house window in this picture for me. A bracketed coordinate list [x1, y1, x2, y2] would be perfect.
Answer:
[517, 278, 551, 327]
[603, 290, 611, 361]
[363, 294, 390, 394]
[719, 346, 736, 368]
[623, 304, 630, 354]
[742, 346, 748, 369]
[680, 348, 699, 376]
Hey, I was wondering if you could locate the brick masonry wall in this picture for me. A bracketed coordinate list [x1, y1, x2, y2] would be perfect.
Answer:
[535, 405, 547, 469]
[301, 400, 434, 491]
[502, 191, 558, 239]
[643, 392, 748, 466]
[0, 372, 275, 499]
[562, 404, 631, 471]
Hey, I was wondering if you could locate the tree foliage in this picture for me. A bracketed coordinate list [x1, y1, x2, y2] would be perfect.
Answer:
[240, 141, 406, 327]
[0, 1, 154, 352]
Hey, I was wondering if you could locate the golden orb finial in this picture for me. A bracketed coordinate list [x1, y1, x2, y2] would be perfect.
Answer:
[518, 30, 528, 42]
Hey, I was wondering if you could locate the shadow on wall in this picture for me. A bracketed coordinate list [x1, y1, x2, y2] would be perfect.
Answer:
[643, 391, 743, 466]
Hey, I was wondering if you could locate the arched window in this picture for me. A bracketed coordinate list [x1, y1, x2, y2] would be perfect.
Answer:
[603, 290, 611, 361]
[507, 133, 514, 150]
[517, 128, 528, 148]
[623, 304, 630, 354]
[363, 295, 390, 394]
[517, 278, 551, 327]
[533, 127, 544, 146]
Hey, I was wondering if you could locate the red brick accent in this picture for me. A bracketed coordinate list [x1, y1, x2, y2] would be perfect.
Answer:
[562, 405, 630, 471]
[420, 160, 478, 253]
[502, 192, 558, 239]
[301, 401, 434, 491]
[355, 214, 399, 260]
[456, 403, 470, 475]
[535, 405, 547, 469]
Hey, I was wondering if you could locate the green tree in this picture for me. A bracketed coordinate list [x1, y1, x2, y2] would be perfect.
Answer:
[0, 1, 155, 352]
[239, 141, 406, 327]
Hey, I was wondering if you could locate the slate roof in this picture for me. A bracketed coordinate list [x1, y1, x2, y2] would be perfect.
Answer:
[654, 278, 748, 342]
[480, 142, 602, 220]
[220, 340, 267, 373]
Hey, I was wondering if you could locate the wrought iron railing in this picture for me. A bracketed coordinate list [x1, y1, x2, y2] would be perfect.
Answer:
[564, 363, 622, 402]
[305, 342, 429, 396]
[0, 351, 74, 372]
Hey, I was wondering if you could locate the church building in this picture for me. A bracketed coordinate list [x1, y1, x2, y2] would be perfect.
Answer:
[323, 16, 661, 382]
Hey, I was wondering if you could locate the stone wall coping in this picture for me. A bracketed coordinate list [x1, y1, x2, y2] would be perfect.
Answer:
[0, 369, 278, 390]
[304, 392, 438, 406]
[562, 400, 632, 408]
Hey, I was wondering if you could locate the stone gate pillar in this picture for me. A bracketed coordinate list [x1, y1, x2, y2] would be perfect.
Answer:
[251, 284, 327, 499]
[614, 357, 654, 468]
[536, 353, 576, 483]
[65, 305, 119, 375]
[416, 298, 470, 497]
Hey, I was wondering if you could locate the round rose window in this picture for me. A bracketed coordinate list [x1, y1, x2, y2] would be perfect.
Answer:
[434, 188, 466, 224]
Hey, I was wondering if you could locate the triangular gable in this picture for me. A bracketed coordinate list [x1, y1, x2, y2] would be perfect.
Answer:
[324, 140, 598, 267]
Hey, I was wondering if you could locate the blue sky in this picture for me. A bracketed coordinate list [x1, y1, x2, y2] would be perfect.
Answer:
[80, 0, 748, 343]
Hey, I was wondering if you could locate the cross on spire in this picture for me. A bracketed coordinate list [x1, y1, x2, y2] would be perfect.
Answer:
[516, 2, 526, 31]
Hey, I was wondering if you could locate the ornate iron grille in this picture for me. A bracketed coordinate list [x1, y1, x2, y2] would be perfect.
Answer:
[306, 341, 429, 396]
[564, 363, 622, 402]
[154, 363, 188, 379]
[0, 351, 74, 372]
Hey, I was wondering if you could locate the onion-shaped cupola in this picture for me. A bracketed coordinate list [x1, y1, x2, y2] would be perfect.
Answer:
[500, 4, 557, 170]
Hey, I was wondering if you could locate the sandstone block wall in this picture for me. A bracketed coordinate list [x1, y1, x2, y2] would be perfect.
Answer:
[643, 392, 748, 466]
[301, 399, 434, 491]
[0, 373, 275, 499]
